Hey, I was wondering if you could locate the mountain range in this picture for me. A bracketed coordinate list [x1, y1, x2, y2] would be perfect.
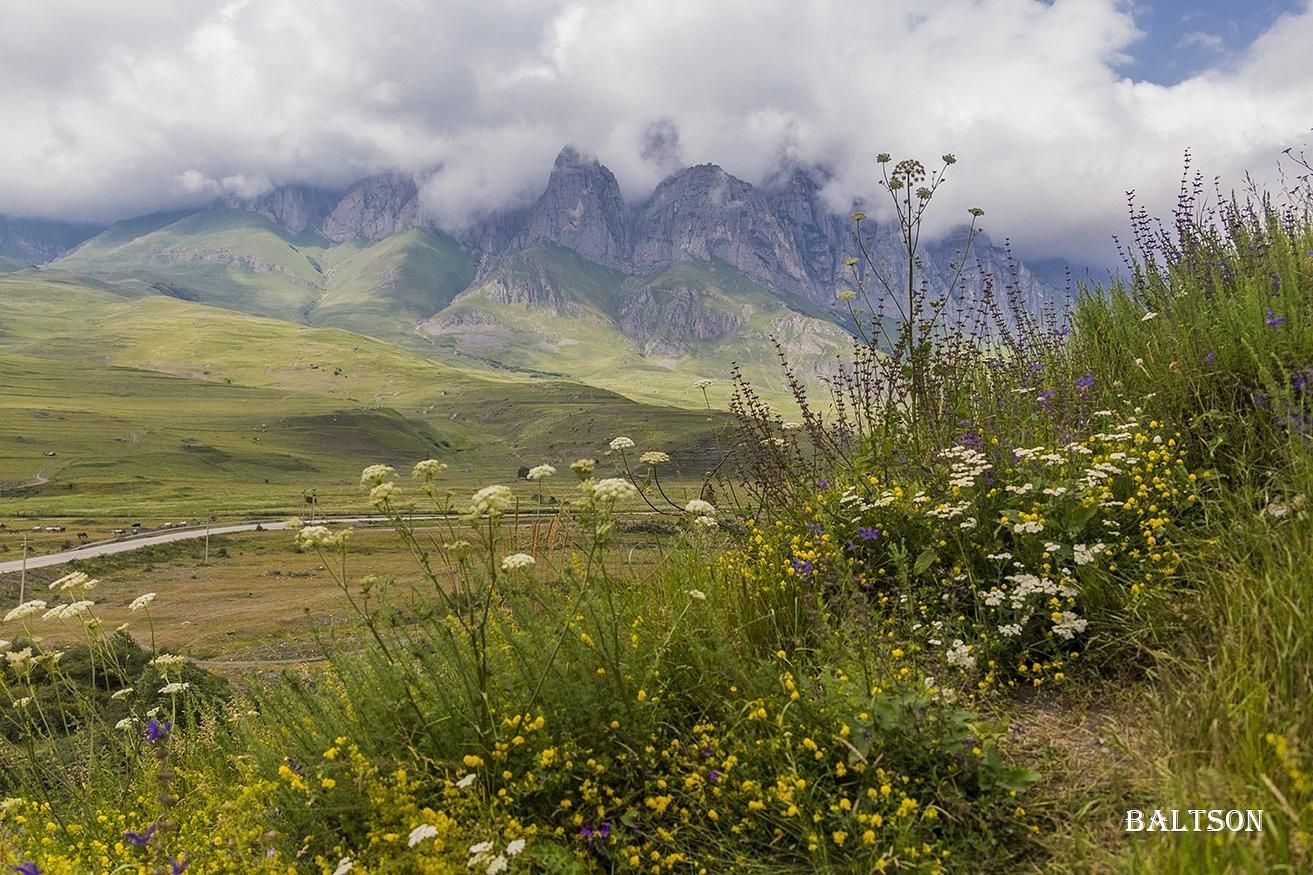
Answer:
[2, 147, 1064, 409]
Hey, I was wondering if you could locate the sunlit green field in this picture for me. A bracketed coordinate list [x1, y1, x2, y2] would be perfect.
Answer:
[0, 274, 726, 518]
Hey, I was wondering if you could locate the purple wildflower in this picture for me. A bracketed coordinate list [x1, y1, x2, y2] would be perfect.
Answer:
[817, 478, 829, 489]
[858, 526, 881, 541]
[1075, 372, 1095, 390]
[1204, 351, 1216, 363]
[581, 822, 612, 841]
[708, 770, 721, 783]
[12, 864, 40, 875]
[806, 522, 824, 536]
[1037, 389, 1055, 407]
[169, 858, 190, 875]
[125, 824, 158, 847]
[144, 719, 171, 743]
[792, 557, 813, 578]
[1266, 309, 1287, 327]
[1029, 362, 1043, 373]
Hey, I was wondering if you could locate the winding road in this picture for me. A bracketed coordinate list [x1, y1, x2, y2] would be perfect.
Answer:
[0, 520, 296, 574]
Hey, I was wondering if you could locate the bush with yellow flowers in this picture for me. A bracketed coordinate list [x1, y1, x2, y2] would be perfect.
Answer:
[725, 407, 1203, 695]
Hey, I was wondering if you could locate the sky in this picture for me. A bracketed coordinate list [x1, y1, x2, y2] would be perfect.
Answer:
[0, 0, 1310, 265]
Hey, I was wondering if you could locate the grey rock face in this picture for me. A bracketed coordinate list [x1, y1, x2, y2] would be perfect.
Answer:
[618, 285, 743, 353]
[232, 185, 341, 235]
[0, 215, 102, 264]
[631, 164, 813, 296]
[516, 147, 631, 269]
[320, 173, 421, 242]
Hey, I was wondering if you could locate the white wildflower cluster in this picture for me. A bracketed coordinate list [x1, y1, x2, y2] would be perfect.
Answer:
[781, 421, 803, 431]
[684, 498, 718, 531]
[466, 837, 526, 874]
[1013, 446, 1048, 460]
[369, 482, 399, 507]
[49, 571, 97, 593]
[608, 436, 635, 451]
[151, 654, 187, 671]
[997, 623, 1023, 637]
[592, 477, 637, 504]
[412, 459, 447, 480]
[469, 485, 515, 517]
[42, 600, 94, 622]
[685, 499, 715, 516]
[500, 553, 535, 572]
[945, 639, 976, 670]
[1012, 520, 1045, 534]
[1005, 482, 1035, 495]
[940, 445, 992, 489]
[569, 458, 596, 478]
[1051, 612, 1089, 639]
[129, 592, 157, 611]
[296, 525, 350, 550]
[639, 451, 670, 465]
[1072, 543, 1106, 566]
[694, 379, 713, 390]
[359, 464, 396, 488]
[926, 500, 971, 520]
[526, 464, 556, 481]
[159, 682, 191, 695]
[1002, 572, 1077, 609]
[4, 601, 46, 623]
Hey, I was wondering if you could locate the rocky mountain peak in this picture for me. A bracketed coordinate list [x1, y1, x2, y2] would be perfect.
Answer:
[632, 163, 813, 294]
[228, 184, 341, 235]
[515, 147, 630, 269]
[320, 172, 421, 243]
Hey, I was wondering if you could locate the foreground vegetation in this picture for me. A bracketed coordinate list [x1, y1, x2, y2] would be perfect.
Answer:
[2, 157, 1311, 872]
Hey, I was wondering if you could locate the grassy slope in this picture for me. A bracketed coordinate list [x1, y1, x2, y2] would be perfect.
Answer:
[50, 217, 854, 410]
[427, 245, 853, 410]
[0, 274, 725, 518]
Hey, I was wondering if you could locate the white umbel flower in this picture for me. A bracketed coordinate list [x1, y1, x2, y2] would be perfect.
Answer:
[527, 464, 556, 481]
[684, 499, 716, 516]
[592, 478, 637, 503]
[469, 485, 515, 517]
[129, 593, 158, 611]
[159, 682, 191, 695]
[359, 464, 396, 488]
[408, 824, 439, 847]
[5, 601, 46, 623]
[412, 459, 447, 480]
[692, 516, 718, 531]
[608, 436, 635, 451]
[500, 553, 535, 571]
[639, 451, 670, 465]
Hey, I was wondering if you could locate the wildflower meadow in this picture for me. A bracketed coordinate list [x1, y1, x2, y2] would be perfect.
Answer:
[3, 153, 1312, 873]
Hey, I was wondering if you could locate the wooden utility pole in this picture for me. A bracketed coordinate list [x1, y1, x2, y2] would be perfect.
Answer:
[19, 534, 27, 605]
[204, 516, 212, 564]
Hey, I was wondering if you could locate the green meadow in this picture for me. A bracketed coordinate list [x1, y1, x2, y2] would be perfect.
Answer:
[1, 162, 1311, 874]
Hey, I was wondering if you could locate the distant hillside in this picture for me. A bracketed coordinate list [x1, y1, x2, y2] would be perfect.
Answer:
[39, 146, 1067, 410]
[0, 215, 102, 265]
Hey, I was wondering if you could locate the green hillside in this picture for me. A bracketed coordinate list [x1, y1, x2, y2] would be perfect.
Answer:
[425, 245, 853, 409]
[0, 274, 725, 518]
[47, 218, 853, 411]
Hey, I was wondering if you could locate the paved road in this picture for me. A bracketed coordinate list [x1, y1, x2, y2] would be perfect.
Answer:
[0, 516, 420, 575]
[0, 520, 296, 574]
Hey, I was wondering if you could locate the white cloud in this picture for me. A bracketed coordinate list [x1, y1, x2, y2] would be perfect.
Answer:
[0, 0, 1310, 264]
